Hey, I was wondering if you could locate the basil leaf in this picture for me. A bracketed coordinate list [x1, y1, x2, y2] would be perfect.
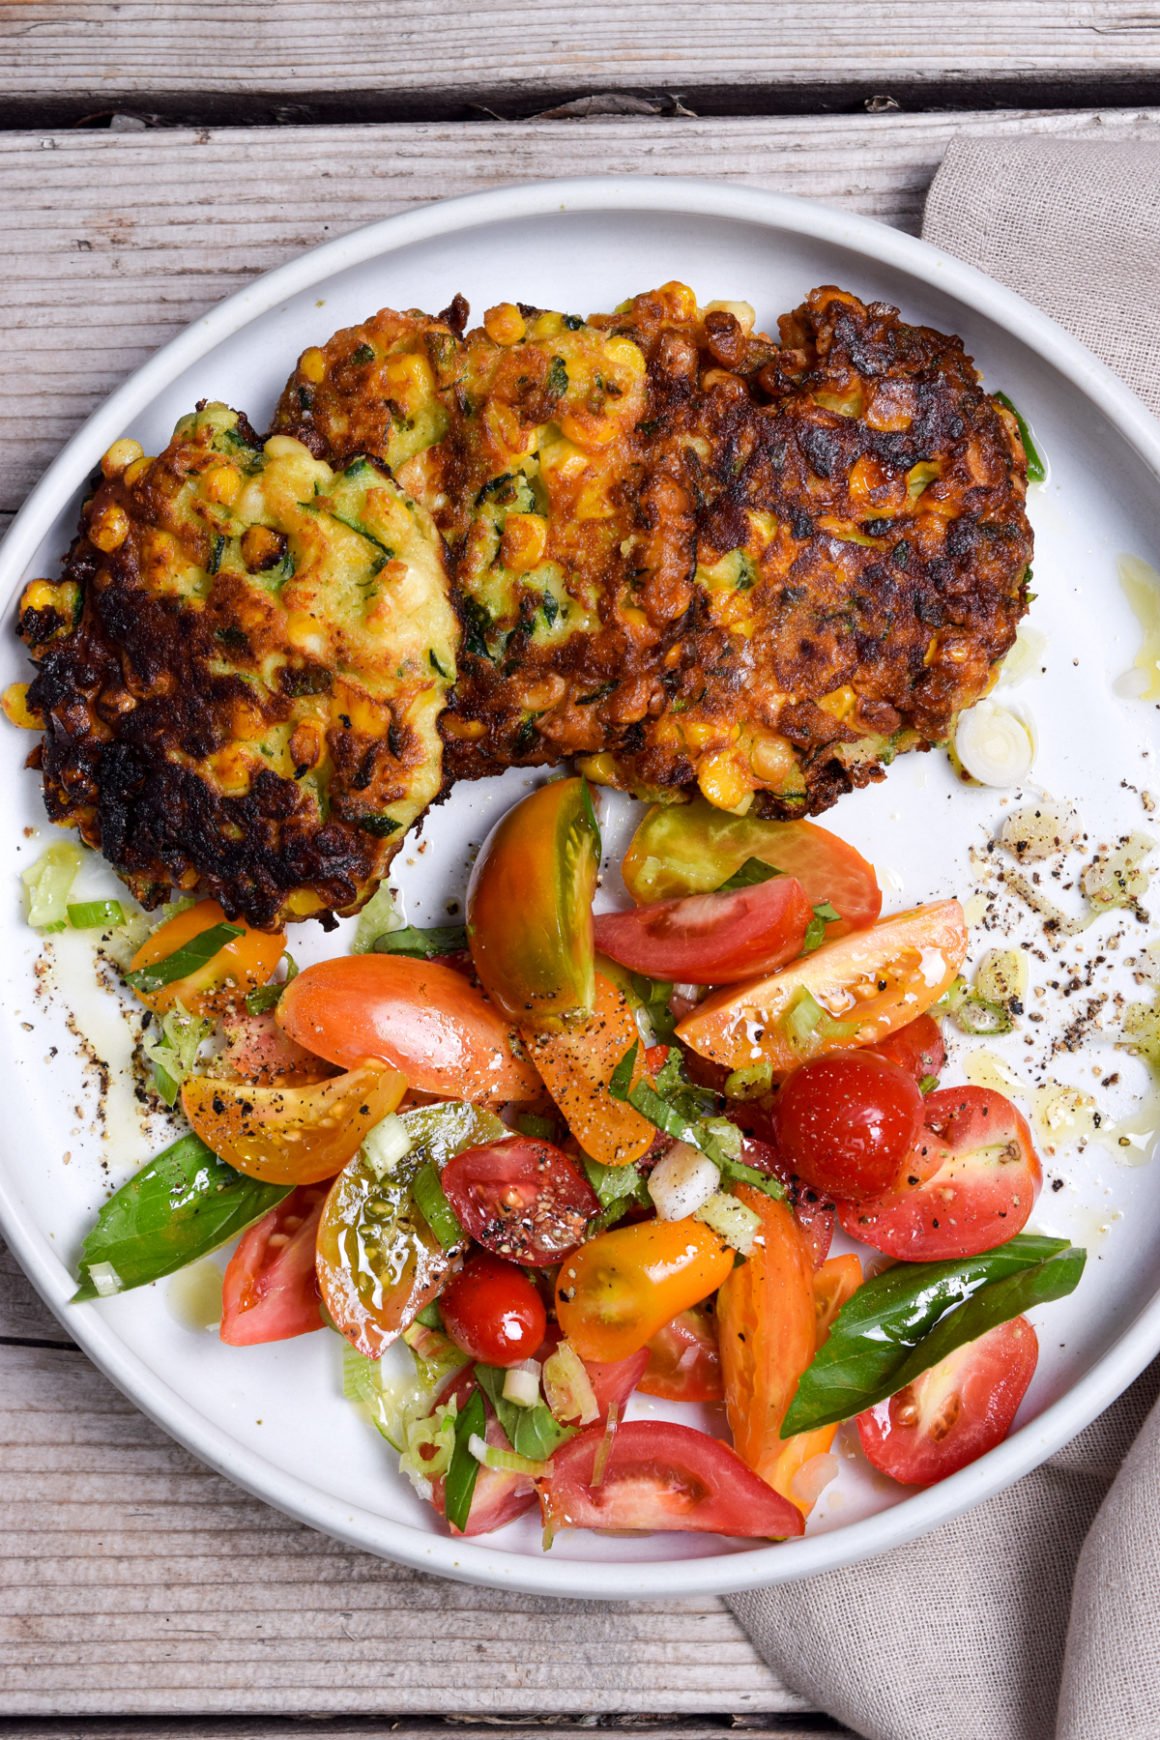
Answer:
[781, 1234, 1075, 1436]
[608, 1040, 638, 1100]
[803, 900, 841, 953]
[72, 1133, 290, 1301]
[373, 923, 468, 959]
[125, 921, 244, 995]
[444, 1388, 486, 1531]
[609, 1044, 736, 1168]
[717, 1154, 785, 1201]
[717, 856, 780, 892]
[474, 1364, 575, 1460]
[583, 1154, 650, 1229]
[888, 1246, 1086, 1392]
[993, 392, 1047, 483]
[629, 972, 676, 1044]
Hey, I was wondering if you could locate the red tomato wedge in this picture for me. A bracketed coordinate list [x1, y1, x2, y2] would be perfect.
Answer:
[639, 1306, 723, 1403]
[538, 1420, 804, 1540]
[441, 1136, 599, 1265]
[677, 900, 967, 1077]
[593, 875, 814, 986]
[220, 1186, 327, 1347]
[856, 1316, 1038, 1487]
[839, 1086, 1043, 1260]
[867, 1012, 947, 1086]
[432, 1367, 536, 1536]
[277, 955, 541, 1104]
[620, 799, 882, 934]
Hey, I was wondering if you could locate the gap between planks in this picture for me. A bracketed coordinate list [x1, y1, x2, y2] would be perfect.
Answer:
[1, 0, 1159, 126]
[3, 107, 1160, 511]
[0, 1723, 856, 1739]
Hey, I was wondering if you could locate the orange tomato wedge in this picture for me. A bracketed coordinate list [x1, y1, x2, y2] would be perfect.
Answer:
[276, 954, 541, 1105]
[556, 1218, 734, 1365]
[677, 900, 967, 1077]
[181, 1063, 406, 1186]
[521, 972, 655, 1166]
[768, 1252, 866, 1516]
[129, 897, 285, 1015]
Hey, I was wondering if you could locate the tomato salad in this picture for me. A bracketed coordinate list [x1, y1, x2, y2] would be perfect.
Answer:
[67, 779, 1086, 1545]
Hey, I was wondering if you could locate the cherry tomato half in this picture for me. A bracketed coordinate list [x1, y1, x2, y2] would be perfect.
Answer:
[639, 1305, 723, 1403]
[522, 972, 655, 1167]
[317, 1102, 506, 1357]
[556, 1217, 734, 1364]
[621, 797, 882, 934]
[181, 1063, 406, 1186]
[277, 954, 541, 1104]
[856, 1316, 1038, 1487]
[867, 1012, 947, 1086]
[772, 1051, 925, 1203]
[129, 897, 285, 1016]
[677, 900, 967, 1077]
[220, 1185, 327, 1346]
[441, 1136, 599, 1266]
[466, 776, 600, 1030]
[440, 1253, 547, 1368]
[717, 1189, 817, 1492]
[538, 1420, 804, 1540]
[594, 874, 814, 986]
[839, 1086, 1043, 1260]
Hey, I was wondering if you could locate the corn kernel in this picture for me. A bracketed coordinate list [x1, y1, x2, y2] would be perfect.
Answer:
[483, 303, 527, 347]
[202, 463, 241, 506]
[299, 346, 328, 385]
[1, 682, 42, 729]
[818, 685, 858, 722]
[383, 352, 433, 402]
[500, 513, 548, 574]
[288, 720, 324, 770]
[441, 716, 486, 740]
[264, 434, 312, 462]
[698, 750, 754, 814]
[123, 456, 153, 487]
[241, 524, 286, 572]
[705, 299, 756, 334]
[20, 579, 59, 614]
[288, 889, 326, 916]
[89, 504, 130, 553]
[658, 281, 699, 322]
[575, 753, 621, 787]
[100, 437, 144, 479]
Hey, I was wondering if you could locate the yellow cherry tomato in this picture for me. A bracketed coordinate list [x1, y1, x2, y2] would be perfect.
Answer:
[521, 971, 655, 1166]
[556, 1217, 734, 1364]
[467, 776, 601, 1030]
[181, 1063, 406, 1186]
[128, 897, 285, 1016]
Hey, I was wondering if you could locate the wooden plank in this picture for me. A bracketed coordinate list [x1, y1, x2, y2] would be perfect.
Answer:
[0, 1726, 855, 1739]
[0, 1347, 795, 1716]
[4, 106, 1159, 509]
[2, 0, 1160, 124]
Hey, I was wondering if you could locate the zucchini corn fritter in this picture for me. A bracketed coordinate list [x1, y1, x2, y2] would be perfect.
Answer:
[14, 283, 1033, 929]
[16, 405, 458, 928]
[275, 282, 1033, 817]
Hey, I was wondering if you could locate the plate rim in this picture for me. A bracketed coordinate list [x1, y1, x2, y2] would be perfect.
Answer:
[3, 173, 1159, 1600]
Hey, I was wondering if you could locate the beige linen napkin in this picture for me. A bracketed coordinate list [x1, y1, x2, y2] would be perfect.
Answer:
[727, 134, 1160, 1740]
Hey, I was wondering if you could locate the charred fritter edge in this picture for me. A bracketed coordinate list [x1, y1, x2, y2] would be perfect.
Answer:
[16, 404, 458, 929]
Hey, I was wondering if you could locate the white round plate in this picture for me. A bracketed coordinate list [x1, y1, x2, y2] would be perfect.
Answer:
[2, 177, 1159, 1600]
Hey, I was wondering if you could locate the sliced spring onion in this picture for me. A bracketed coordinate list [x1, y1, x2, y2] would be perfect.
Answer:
[444, 1390, 486, 1530]
[724, 1061, 773, 1101]
[502, 1360, 542, 1409]
[399, 1398, 459, 1485]
[412, 1160, 464, 1251]
[994, 392, 1047, 483]
[953, 701, 1035, 788]
[86, 1261, 123, 1299]
[974, 947, 1028, 1007]
[647, 1142, 721, 1222]
[141, 1000, 212, 1108]
[373, 923, 468, 959]
[402, 1320, 467, 1389]
[467, 1432, 551, 1480]
[363, 1113, 413, 1180]
[474, 1364, 574, 1458]
[67, 898, 127, 930]
[694, 1190, 760, 1255]
[351, 881, 403, 955]
[1082, 832, 1155, 912]
[22, 841, 83, 930]
[938, 977, 1013, 1037]
[542, 1339, 599, 1427]
[782, 986, 857, 1051]
[124, 921, 244, 995]
[591, 1403, 620, 1488]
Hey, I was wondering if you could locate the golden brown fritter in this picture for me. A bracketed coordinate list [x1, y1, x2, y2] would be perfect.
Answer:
[17, 404, 458, 928]
[275, 282, 1032, 818]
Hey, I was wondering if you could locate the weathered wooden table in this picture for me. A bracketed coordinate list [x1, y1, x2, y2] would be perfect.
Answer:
[2, 9, 1158, 1736]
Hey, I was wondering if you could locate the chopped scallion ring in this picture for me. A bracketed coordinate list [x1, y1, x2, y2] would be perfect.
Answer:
[67, 899, 127, 930]
[412, 1160, 464, 1251]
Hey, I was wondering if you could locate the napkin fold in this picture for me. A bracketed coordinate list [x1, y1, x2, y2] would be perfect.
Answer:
[726, 133, 1160, 1740]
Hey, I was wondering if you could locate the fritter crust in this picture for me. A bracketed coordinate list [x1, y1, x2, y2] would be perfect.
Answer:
[18, 404, 458, 928]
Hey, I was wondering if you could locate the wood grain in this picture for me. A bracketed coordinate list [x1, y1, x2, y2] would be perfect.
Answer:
[4, 106, 1159, 510]
[0, 1726, 854, 1739]
[1, 0, 1159, 123]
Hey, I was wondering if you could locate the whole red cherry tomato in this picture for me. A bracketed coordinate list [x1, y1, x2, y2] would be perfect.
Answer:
[439, 1253, 547, 1367]
[772, 1050, 924, 1202]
